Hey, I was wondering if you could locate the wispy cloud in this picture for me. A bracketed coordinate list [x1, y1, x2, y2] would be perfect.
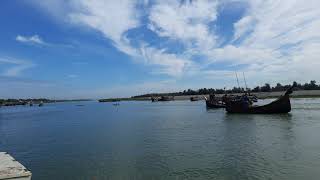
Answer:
[16, 35, 47, 45]
[148, 0, 218, 50]
[16, 34, 73, 48]
[68, 0, 141, 57]
[217, 0, 320, 84]
[0, 57, 35, 77]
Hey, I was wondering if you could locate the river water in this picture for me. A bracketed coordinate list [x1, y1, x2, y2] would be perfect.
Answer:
[1, 99, 320, 180]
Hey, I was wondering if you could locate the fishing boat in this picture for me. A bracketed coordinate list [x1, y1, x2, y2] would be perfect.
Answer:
[158, 96, 174, 101]
[151, 97, 158, 102]
[205, 94, 226, 108]
[225, 86, 294, 114]
[206, 100, 226, 108]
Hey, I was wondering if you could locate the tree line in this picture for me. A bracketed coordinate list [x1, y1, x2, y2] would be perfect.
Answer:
[0, 98, 51, 104]
[132, 80, 320, 98]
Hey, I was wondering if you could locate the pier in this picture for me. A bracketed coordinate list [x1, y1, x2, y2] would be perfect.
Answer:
[0, 152, 31, 180]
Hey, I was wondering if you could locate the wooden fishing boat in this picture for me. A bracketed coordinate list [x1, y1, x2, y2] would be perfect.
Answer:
[158, 96, 174, 101]
[225, 86, 294, 114]
[206, 100, 226, 108]
[205, 94, 226, 108]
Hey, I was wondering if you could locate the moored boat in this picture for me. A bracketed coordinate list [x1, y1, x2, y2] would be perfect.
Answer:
[190, 96, 199, 101]
[158, 96, 174, 101]
[225, 86, 294, 114]
[206, 100, 226, 108]
[151, 97, 158, 102]
[205, 94, 226, 108]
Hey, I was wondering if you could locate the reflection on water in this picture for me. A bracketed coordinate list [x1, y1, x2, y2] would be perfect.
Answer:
[0, 99, 320, 180]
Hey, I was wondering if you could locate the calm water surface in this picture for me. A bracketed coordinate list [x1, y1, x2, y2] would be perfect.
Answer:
[1, 99, 320, 180]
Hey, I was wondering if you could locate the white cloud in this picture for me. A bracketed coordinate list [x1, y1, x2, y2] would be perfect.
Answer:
[207, 45, 282, 65]
[66, 0, 195, 76]
[139, 46, 193, 76]
[16, 35, 46, 45]
[68, 0, 140, 56]
[26, 0, 320, 85]
[0, 57, 35, 77]
[148, 0, 218, 50]
[232, 15, 255, 42]
[27, 0, 73, 21]
[222, 0, 320, 84]
[236, 0, 320, 49]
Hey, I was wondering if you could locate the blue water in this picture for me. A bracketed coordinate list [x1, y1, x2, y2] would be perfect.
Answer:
[1, 99, 320, 180]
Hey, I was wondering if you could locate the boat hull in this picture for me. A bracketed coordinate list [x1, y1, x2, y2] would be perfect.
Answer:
[226, 94, 291, 114]
[206, 100, 226, 108]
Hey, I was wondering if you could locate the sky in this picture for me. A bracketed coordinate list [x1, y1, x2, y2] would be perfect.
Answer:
[1, 0, 320, 99]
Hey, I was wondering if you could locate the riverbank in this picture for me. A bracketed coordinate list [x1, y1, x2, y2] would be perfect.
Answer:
[0, 99, 92, 106]
[102, 90, 320, 102]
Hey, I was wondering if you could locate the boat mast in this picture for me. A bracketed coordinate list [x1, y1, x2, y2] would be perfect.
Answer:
[243, 72, 248, 92]
[235, 71, 241, 90]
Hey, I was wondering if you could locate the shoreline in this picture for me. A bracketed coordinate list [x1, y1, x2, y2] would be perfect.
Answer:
[100, 90, 320, 102]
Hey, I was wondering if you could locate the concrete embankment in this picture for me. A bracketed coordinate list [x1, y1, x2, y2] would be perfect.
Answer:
[0, 152, 32, 180]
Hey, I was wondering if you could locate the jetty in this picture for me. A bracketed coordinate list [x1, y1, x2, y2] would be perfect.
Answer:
[0, 152, 32, 180]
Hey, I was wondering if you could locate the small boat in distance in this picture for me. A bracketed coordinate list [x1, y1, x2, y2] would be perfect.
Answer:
[190, 96, 200, 101]
[38, 102, 44, 107]
[206, 101, 226, 108]
[152, 96, 174, 102]
[159, 96, 174, 101]
[151, 97, 158, 102]
[225, 86, 294, 114]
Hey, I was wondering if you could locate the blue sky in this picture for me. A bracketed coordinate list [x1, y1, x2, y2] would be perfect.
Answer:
[1, 0, 320, 99]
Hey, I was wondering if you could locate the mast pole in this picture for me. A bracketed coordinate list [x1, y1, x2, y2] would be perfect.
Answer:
[235, 71, 240, 91]
[243, 72, 248, 92]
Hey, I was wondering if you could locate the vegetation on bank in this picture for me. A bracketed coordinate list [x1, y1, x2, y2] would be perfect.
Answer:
[0, 98, 91, 106]
[132, 80, 320, 98]
[0, 98, 52, 104]
[99, 98, 121, 102]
